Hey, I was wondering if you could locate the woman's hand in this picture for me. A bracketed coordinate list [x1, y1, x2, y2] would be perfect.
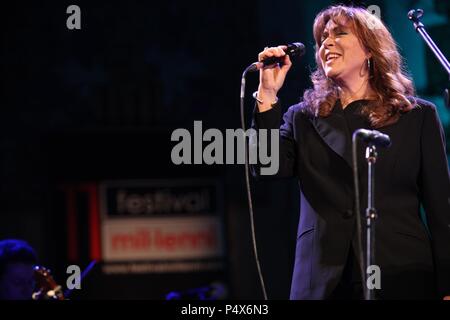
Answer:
[256, 45, 292, 112]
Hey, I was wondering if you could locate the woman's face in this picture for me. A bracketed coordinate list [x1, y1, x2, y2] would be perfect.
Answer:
[318, 19, 369, 82]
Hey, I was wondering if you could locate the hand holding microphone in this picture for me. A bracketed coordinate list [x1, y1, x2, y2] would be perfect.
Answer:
[252, 43, 305, 112]
[250, 42, 305, 71]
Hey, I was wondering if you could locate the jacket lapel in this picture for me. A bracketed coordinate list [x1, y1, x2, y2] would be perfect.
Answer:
[310, 106, 353, 168]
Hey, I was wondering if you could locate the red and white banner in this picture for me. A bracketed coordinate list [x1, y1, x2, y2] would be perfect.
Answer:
[102, 216, 223, 261]
[98, 180, 225, 274]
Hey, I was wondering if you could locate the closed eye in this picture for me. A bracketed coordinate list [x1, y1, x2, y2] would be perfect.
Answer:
[320, 31, 348, 44]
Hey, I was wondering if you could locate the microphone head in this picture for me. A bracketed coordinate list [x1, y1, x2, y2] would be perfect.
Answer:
[355, 129, 391, 148]
[407, 9, 424, 21]
[286, 42, 305, 58]
[373, 132, 392, 148]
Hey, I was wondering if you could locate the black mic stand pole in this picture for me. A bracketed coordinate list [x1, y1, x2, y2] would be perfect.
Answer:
[365, 143, 378, 300]
[353, 129, 391, 300]
[408, 9, 450, 108]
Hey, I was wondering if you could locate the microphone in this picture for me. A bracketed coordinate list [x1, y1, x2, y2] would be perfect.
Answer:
[247, 42, 306, 72]
[355, 129, 391, 148]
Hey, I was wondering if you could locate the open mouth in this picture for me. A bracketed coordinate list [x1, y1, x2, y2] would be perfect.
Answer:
[325, 53, 341, 63]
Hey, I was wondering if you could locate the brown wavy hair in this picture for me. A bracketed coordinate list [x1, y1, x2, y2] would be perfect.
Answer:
[303, 5, 416, 128]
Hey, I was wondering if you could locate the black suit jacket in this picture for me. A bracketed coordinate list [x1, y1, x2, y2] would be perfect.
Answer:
[252, 98, 450, 299]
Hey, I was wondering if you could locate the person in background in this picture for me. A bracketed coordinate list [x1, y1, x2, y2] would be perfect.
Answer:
[0, 239, 37, 300]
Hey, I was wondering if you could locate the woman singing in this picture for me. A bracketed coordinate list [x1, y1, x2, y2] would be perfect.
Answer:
[252, 5, 450, 299]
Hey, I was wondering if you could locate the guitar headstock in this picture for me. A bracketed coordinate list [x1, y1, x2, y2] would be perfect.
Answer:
[32, 265, 64, 300]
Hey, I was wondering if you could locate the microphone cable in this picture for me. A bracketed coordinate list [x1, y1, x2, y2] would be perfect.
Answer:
[238, 42, 304, 300]
[239, 65, 268, 300]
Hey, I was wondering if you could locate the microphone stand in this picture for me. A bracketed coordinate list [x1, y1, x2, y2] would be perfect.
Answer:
[365, 144, 378, 301]
[407, 9, 450, 108]
[352, 129, 391, 300]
